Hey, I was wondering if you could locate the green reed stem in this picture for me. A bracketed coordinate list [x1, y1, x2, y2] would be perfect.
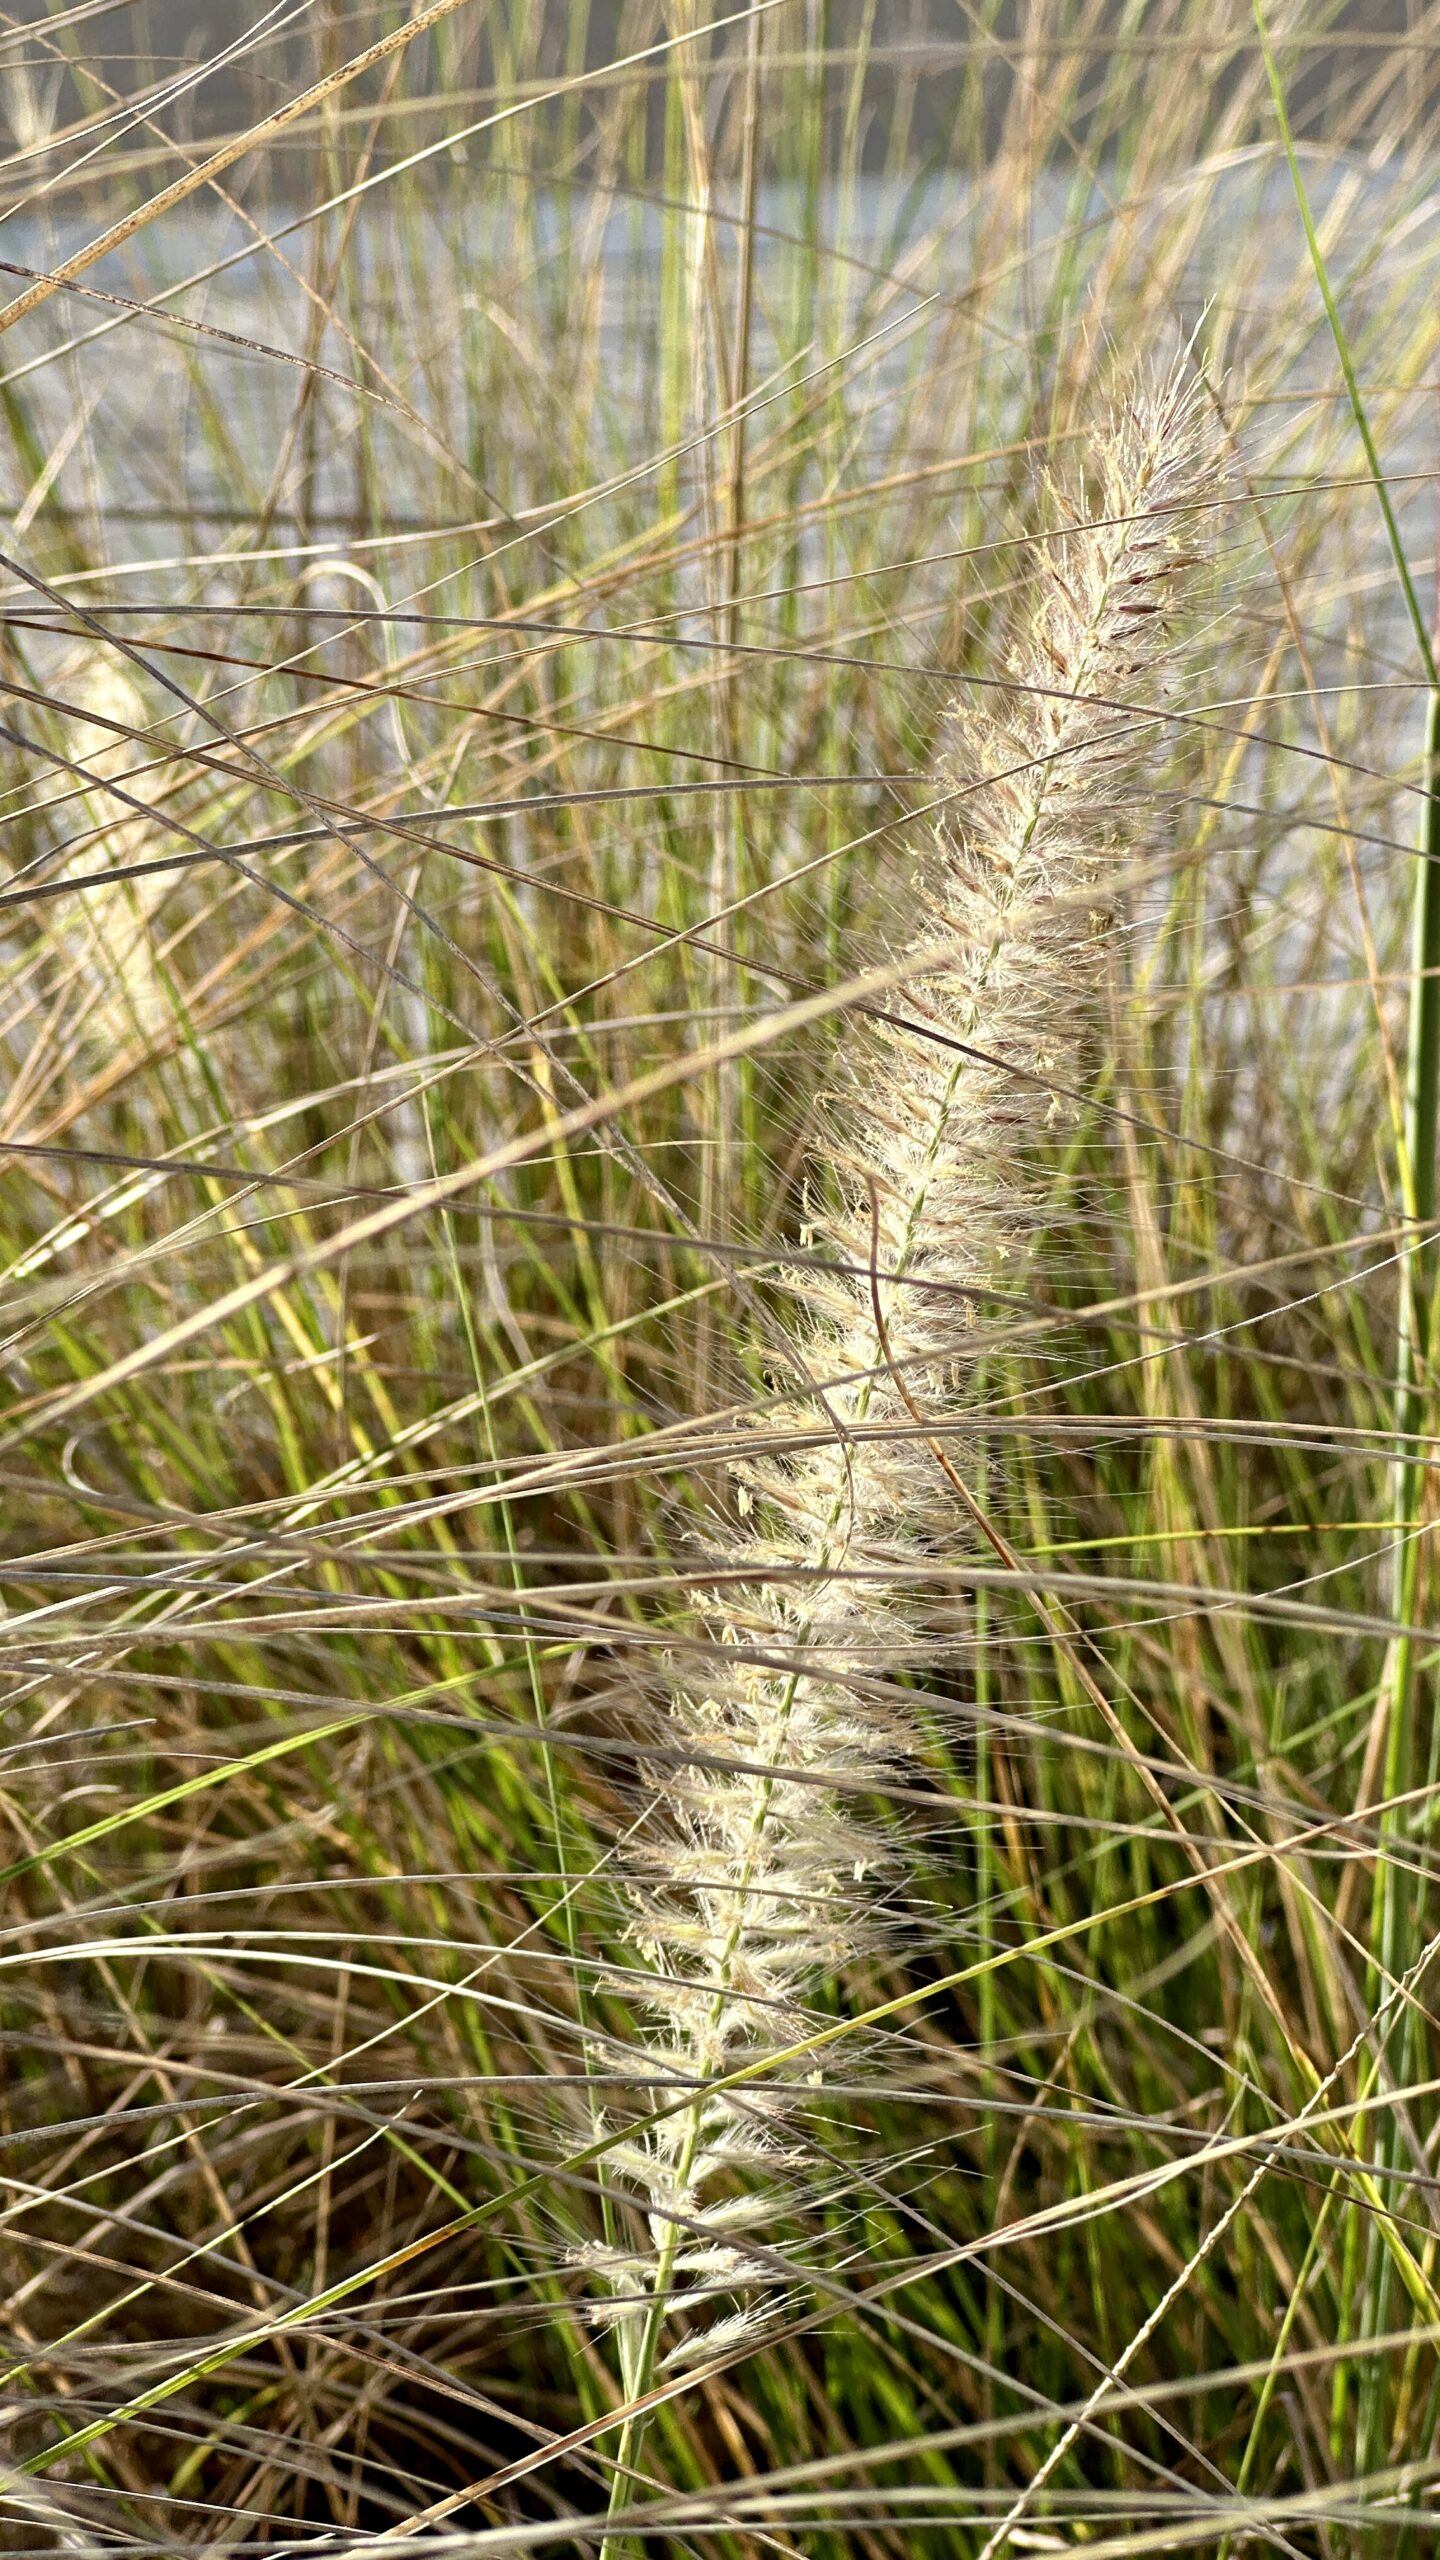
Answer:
[1255, 1, 1440, 2478]
[1362, 684, 1440, 2481]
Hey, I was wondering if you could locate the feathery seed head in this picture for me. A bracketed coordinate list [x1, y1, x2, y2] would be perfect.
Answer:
[601, 358, 1218, 2374]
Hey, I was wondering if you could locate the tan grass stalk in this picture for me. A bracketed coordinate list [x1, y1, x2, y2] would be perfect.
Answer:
[589, 361, 1216, 2430]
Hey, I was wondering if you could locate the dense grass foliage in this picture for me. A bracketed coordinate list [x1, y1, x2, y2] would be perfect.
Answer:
[2, 5, 1440, 2553]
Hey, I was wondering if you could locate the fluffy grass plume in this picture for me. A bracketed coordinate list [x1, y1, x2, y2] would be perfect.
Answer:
[589, 367, 1216, 2449]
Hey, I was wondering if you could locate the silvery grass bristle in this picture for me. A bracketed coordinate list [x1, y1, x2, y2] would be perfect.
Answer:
[587, 360, 1217, 2398]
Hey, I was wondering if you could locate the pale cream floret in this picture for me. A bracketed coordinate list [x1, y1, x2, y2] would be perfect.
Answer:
[51, 651, 173, 1055]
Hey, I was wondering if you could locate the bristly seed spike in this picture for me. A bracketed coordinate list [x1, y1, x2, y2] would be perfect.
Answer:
[591, 355, 1218, 2413]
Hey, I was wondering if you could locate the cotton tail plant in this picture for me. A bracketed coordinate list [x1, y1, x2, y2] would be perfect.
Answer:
[586, 359, 1217, 2542]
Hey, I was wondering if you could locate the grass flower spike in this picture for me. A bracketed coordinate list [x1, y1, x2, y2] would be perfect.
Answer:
[593, 362, 1218, 2426]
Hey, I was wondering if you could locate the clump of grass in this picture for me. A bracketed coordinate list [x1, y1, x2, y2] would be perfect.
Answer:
[3, 7, 1440, 2555]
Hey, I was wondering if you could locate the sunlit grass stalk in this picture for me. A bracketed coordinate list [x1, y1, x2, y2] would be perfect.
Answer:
[1356, 678, 1440, 2485]
[1384, 677, 1440, 1847]
[589, 363, 1215, 2552]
